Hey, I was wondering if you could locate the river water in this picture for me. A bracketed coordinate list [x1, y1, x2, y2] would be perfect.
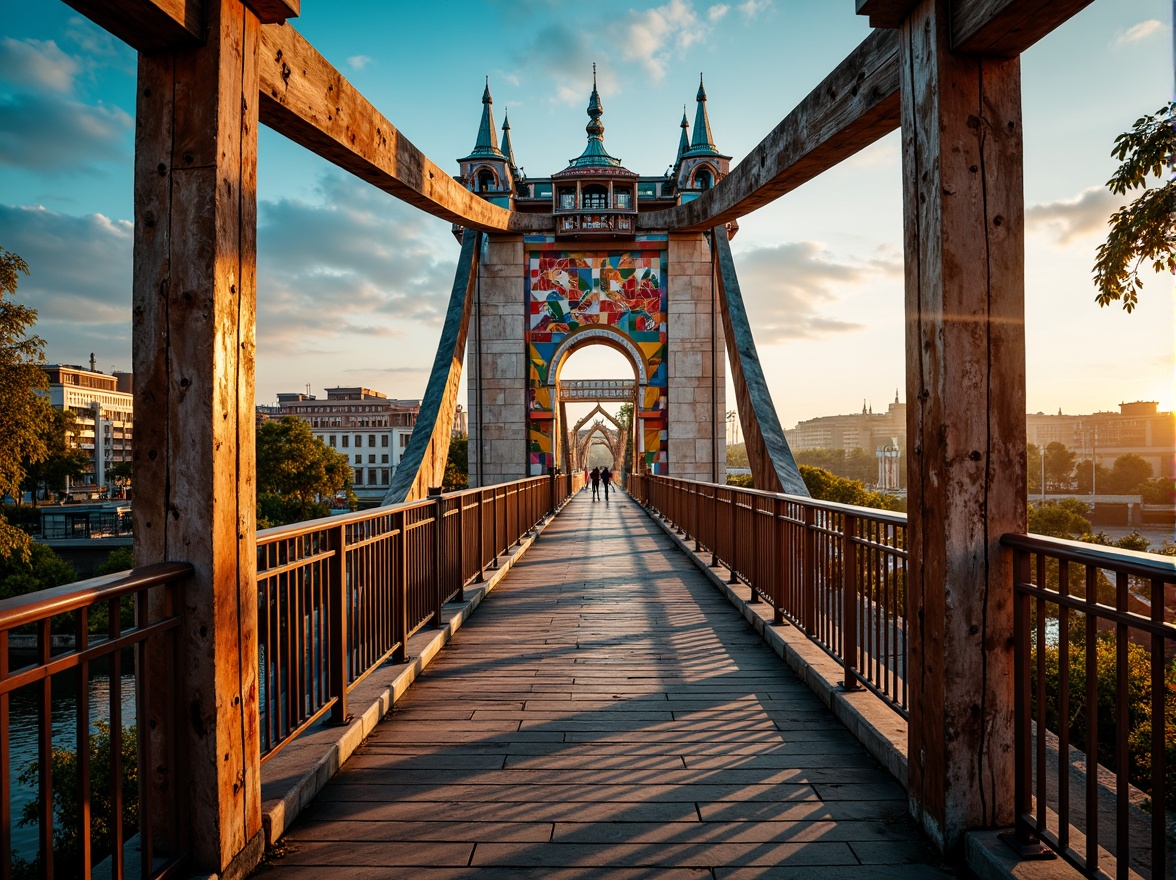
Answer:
[6, 665, 136, 864]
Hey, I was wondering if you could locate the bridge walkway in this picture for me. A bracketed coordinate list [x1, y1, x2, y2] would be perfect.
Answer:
[258, 491, 955, 879]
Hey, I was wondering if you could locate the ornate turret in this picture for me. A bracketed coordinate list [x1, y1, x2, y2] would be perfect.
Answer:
[672, 106, 690, 176]
[459, 78, 514, 205]
[502, 110, 521, 179]
[551, 65, 638, 238]
[676, 73, 731, 196]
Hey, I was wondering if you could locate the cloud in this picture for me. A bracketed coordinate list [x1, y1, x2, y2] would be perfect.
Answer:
[1027, 186, 1129, 246]
[616, 0, 710, 81]
[511, 24, 602, 106]
[708, 4, 730, 22]
[347, 55, 373, 71]
[0, 204, 134, 367]
[0, 36, 133, 173]
[256, 172, 459, 350]
[729, 241, 896, 344]
[737, 0, 772, 20]
[0, 37, 79, 93]
[1114, 19, 1164, 46]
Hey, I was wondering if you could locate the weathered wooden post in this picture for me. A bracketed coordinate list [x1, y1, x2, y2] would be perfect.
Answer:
[131, 0, 285, 873]
[891, 0, 1026, 851]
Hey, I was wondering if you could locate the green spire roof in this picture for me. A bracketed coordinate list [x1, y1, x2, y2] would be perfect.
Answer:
[674, 106, 690, 169]
[462, 78, 505, 162]
[685, 73, 722, 157]
[567, 64, 622, 169]
[501, 110, 518, 171]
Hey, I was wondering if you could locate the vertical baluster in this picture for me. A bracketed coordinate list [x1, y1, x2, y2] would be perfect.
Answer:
[328, 521, 348, 724]
[394, 511, 408, 663]
[1034, 553, 1047, 833]
[431, 488, 445, 628]
[37, 618, 54, 878]
[109, 596, 124, 879]
[843, 514, 858, 690]
[1149, 576, 1167, 880]
[1114, 571, 1129, 880]
[1012, 548, 1033, 847]
[1057, 558, 1070, 851]
[1084, 566, 1099, 874]
[77, 605, 92, 876]
[1, 629, 10, 880]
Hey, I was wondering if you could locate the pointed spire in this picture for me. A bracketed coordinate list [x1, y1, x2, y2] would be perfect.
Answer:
[686, 73, 721, 156]
[568, 63, 622, 168]
[502, 109, 518, 172]
[674, 105, 690, 170]
[463, 76, 505, 161]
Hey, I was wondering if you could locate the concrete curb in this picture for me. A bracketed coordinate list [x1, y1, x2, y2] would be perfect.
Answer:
[255, 498, 574, 854]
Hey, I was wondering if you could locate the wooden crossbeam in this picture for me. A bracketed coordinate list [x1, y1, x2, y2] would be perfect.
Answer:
[258, 24, 552, 235]
[245, 0, 298, 24]
[951, 0, 1098, 56]
[639, 30, 901, 233]
[61, 0, 204, 52]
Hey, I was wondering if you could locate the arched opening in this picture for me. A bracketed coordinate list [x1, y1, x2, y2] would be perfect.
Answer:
[476, 168, 496, 192]
[694, 166, 714, 190]
[553, 341, 639, 477]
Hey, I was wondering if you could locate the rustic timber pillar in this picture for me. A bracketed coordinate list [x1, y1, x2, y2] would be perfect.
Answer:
[899, 0, 1026, 852]
[133, 0, 263, 874]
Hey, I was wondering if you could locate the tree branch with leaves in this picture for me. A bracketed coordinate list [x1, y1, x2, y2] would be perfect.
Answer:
[1093, 101, 1175, 312]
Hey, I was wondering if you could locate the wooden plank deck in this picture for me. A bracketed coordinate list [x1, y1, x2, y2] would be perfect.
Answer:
[257, 491, 957, 879]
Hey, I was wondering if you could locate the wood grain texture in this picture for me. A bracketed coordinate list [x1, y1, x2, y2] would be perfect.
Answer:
[640, 30, 900, 233]
[258, 24, 551, 235]
[711, 229, 807, 497]
[244, 0, 297, 23]
[61, 0, 202, 52]
[384, 229, 482, 505]
[131, 0, 263, 872]
[950, 0, 1096, 56]
[855, 0, 919, 28]
[900, 0, 1024, 851]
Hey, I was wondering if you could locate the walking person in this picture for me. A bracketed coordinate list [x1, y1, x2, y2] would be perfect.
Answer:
[590, 466, 601, 501]
[600, 465, 612, 501]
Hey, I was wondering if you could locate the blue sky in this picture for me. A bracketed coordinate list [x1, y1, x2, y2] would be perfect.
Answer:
[0, 0, 1171, 431]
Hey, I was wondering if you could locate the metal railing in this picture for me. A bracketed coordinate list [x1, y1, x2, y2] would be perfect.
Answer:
[630, 475, 908, 716]
[255, 472, 572, 762]
[1004, 533, 1176, 880]
[0, 563, 191, 880]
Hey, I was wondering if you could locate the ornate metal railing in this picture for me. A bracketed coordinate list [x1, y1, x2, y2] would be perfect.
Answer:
[0, 563, 191, 880]
[1004, 533, 1175, 880]
[629, 474, 908, 715]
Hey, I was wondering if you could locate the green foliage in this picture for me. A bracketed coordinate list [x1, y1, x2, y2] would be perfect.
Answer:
[726, 442, 748, 468]
[798, 465, 906, 512]
[1103, 453, 1153, 494]
[1094, 102, 1176, 312]
[13, 722, 139, 880]
[22, 408, 91, 500]
[793, 448, 878, 484]
[1139, 477, 1175, 505]
[1043, 442, 1076, 492]
[617, 403, 634, 477]
[106, 461, 133, 485]
[0, 542, 76, 601]
[98, 547, 135, 575]
[256, 417, 355, 527]
[726, 473, 753, 488]
[1034, 635, 1176, 811]
[443, 436, 469, 491]
[0, 247, 54, 561]
[1028, 497, 1092, 538]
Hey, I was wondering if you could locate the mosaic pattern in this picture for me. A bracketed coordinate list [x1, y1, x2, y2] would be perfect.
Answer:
[526, 249, 668, 475]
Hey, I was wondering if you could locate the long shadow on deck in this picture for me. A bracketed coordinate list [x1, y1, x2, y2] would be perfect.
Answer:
[255, 493, 957, 880]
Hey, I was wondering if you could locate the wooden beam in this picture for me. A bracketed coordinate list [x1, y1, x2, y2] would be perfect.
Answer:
[950, 0, 1097, 56]
[639, 30, 900, 233]
[900, 0, 1024, 851]
[258, 24, 552, 235]
[855, 0, 919, 28]
[384, 228, 482, 504]
[711, 228, 808, 497]
[60, 0, 203, 52]
[133, 0, 263, 873]
[245, 0, 297, 24]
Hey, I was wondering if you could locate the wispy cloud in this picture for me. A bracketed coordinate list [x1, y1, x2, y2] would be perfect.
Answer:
[1113, 19, 1164, 46]
[616, 0, 711, 81]
[737, 0, 772, 20]
[1027, 186, 1128, 246]
[0, 36, 132, 173]
[730, 241, 897, 344]
[347, 55, 373, 71]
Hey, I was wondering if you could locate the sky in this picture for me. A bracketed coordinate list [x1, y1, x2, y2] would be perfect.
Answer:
[0, 0, 1172, 436]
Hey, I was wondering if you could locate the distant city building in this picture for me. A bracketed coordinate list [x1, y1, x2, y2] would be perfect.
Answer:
[1026, 401, 1174, 480]
[273, 387, 420, 502]
[41, 360, 133, 491]
[785, 397, 1176, 491]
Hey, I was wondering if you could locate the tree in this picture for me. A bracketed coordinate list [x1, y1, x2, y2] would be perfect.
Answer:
[1027, 443, 1043, 495]
[0, 247, 54, 560]
[797, 465, 906, 512]
[1093, 101, 1175, 312]
[21, 408, 90, 501]
[1139, 477, 1175, 506]
[442, 436, 469, 491]
[1102, 453, 1152, 495]
[726, 442, 748, 469]
[1028, 497, 1092, 539]
[1043, 442, 1076, 492]
[616, 403, 634, 477]
[1073, 458, 1110, 495]
[256, 417, 354, 527]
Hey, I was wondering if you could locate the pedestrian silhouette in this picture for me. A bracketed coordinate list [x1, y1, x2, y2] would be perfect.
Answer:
[600, 466, 612, 501]
[590, 467, 601, 501]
